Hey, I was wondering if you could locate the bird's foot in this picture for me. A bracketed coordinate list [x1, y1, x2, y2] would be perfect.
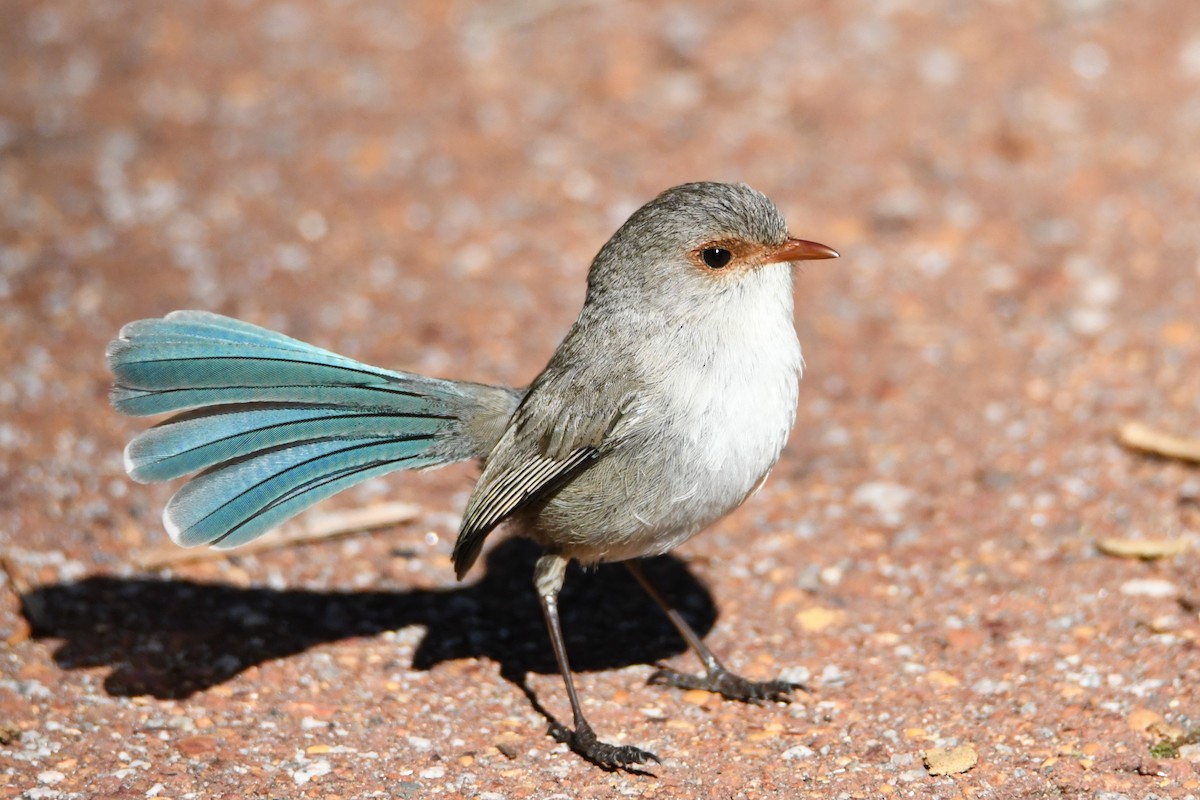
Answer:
[648, 664, 803, 704]
[549, 720, 661, 773]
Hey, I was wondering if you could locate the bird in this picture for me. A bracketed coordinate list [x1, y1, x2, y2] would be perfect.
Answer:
[107, 181, 838, 771]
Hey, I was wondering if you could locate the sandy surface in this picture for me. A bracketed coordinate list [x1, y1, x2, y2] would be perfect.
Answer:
[2, 1, 1199, 797]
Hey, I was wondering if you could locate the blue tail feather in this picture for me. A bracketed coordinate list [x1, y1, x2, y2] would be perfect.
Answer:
[166, 437, 441, 548]
[111, 383, 437, 417]
[108, 311, 520, 550]
[125, 309, 339, 349]
[108, 310, 456, 415]
[126, 405, 452, 483]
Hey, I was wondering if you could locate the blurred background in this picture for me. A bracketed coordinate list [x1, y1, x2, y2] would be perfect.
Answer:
[2, 1, 1198, 797]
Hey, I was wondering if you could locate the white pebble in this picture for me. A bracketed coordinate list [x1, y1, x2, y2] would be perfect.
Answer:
[1181, 36, 1200, 78]
[852, 482, 915, 527]
[781, 744, 815, 761]
[292, 759, 331, 785]
[1119, 579, 1178, 598]
[297, 210, 328, 242]
[1071, 42, 1109, 80]
[406, 735, 432, 751]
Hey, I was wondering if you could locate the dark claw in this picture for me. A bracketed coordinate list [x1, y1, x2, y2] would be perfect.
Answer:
[549, 720, 661, 773]
[648, 665, 804, 704]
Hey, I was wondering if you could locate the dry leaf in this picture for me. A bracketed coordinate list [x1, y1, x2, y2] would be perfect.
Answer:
[923, 743, 978, 775]
[1097, 537, 1190, 560]
[1118, 422, 1200, 463]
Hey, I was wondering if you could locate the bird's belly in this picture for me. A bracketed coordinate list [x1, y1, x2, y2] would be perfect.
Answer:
[531, 362, 799, 564]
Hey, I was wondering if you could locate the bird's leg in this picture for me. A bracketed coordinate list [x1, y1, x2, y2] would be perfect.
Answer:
[535, 553, 660, 771]
[625, 559, 802, 704]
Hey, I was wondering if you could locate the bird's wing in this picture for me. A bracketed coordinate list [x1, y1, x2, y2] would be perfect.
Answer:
[450, 375, 640, 579]
[451, 445, 601, 578]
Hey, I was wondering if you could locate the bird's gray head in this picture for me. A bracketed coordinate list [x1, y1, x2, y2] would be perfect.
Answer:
[586, 182, 837, 302]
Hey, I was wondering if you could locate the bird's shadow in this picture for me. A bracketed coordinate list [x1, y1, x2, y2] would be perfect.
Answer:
[20, 539, 716, 703]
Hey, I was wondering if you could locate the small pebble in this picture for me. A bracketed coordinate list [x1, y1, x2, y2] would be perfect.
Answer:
[781, 744, 815, 761]
[1126, 708, 1163, 731]
[795, 606, 843, 632]
[852, 482, 915, 527]
[1119, 579, 1179, 598]
[406, 735, 433, 752]
[291, 759, 331, 785]
[493, 732, 522, 760]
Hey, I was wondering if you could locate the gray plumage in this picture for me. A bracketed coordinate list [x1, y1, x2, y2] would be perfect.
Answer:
[108, 181, 837, 770]
[454, 182, 803, 574]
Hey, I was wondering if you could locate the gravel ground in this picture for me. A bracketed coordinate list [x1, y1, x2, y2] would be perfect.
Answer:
[2, 1, 1199, 798]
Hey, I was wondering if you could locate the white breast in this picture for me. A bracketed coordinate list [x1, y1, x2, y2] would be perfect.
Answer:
[673, 278, 800, 481]
[636, 268, 802, 544]
[540, 266, 803, 564]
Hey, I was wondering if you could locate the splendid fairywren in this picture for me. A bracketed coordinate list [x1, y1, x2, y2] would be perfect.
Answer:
[108, 182, 838, 770]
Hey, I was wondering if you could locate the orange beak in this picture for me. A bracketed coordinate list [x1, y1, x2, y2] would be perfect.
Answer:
[765, 238, 840, 264]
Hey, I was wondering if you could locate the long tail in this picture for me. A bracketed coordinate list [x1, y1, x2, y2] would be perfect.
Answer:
[108, 310, 520, 549]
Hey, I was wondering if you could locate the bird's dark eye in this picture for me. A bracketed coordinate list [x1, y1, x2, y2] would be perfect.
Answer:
[701, 247, 732, 269]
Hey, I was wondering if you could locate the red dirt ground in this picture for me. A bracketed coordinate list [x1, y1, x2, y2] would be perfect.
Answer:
[2, 2, 1198, 798]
